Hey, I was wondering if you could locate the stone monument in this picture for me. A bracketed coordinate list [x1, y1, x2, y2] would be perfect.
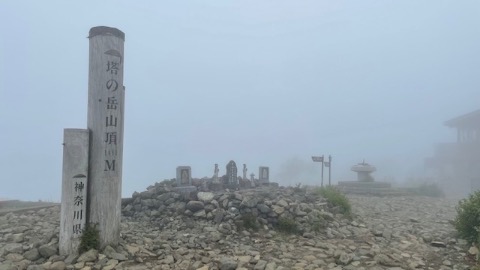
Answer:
[337, 161, 394, 195]
[87, 26, 125, 248]
[226, 160, 238, 187]
[259, 166, 269, 184]
[243, 164, 247, 179]
[176, 166, 192, 186]
[351, 160, 376, 182]
[213, 163, 219, 183]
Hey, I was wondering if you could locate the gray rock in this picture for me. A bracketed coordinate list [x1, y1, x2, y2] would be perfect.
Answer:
[77, 249, 98, 262]
[276, 199, 289, 208]
[374, 254, 398, 267]
[265, 262, 276, 270]
[219, 257, 237, 270]
[228, 207, 239, 215]
[337, 252, 354, 265]
[241, 196, 259, 208]
[104, 245, 128, 261]
[256, 203, 271, 214]
[157, 192, 171, 202]
[49, 261, 66, 270]
[11, 233, 24, 243]
[26, 266, 43, 270]
[3, 243, 23, 254]
[38, 244, 57, 258]
[193, 210, 207, 218]
[64, 253, 78, 264]
[272, 205, 284, 215]
[5, 253, 23, 262]
[186, 201, 204, 212]
[431, 241, 447, 248]
[197, 192, 215, 202]
[0, 262, 15, 270]
[254, 259, 267, 270]
[24, 248, 41, 261]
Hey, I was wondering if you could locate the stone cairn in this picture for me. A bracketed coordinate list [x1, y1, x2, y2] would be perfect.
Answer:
[122, 180, 341, 237]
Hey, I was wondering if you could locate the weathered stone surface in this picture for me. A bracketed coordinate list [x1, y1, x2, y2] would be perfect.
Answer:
[50, 261, 66, 270]
[219, 257, 237, 270]
[23, 248, 41, 261]
[103, 245, 127, 261]
[77, 249, 98, 262]
[197, 192, 215, 202]
[0, 183, 476, 269]
[257, 204, 271, 213]
[186, 201, 204, 212]
[241, 196, 259, 208]
[3, 243, 23, 254]
[38, 244, 57, 258]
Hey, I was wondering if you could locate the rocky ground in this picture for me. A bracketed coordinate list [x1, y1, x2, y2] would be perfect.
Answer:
[0, 185, 477, 270]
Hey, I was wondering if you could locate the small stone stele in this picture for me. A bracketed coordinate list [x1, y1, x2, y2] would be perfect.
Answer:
[226, 161, 238, 187]
[176, 166, 192, 186]
[259, 166, 270, 184]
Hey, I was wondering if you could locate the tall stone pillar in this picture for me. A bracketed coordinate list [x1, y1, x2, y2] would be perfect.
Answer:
[87, 26, 125, 248]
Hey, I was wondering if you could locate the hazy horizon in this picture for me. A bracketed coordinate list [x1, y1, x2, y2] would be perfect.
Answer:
[1, 1, 479, 201]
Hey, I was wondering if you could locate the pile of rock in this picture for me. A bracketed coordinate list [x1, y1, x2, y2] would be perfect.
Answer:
[1, 181, 477, 270]
[122, 181, 345, 237]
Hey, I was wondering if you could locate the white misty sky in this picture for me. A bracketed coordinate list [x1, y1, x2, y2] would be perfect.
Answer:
[1, 1, 479, 201]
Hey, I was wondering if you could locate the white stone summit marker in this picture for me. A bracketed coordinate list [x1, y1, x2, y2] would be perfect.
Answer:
[87, 26, 125, 248]
[60, 129, 89, 255]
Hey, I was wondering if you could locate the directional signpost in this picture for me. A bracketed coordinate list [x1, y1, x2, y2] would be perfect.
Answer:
[312, 155, 324, 187]
[324, 155, 332, 186]
[312, 155, 332, 187]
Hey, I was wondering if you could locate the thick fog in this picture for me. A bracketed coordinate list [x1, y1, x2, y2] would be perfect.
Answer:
[1, 1, 479, 201]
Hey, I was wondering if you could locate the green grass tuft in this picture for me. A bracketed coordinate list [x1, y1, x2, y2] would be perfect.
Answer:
[79, 223, 100, 254]
[242, 213, 260, 231]
[276, 217, 299, 234]
[315, 186, 351, 216]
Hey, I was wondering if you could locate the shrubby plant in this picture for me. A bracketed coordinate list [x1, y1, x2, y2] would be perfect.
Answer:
[79, 223, 100, 254]
[315, 186, 351, 216]
[454, 191, 480, 244]
[241, 213, 260, 231]
[277, 217, 299, 234]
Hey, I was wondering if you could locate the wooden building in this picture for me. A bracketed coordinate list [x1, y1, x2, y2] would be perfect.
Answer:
[425, 109, 480, 197]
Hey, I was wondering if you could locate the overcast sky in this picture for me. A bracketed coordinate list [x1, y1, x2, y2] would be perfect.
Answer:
[1, 1, 479, 201]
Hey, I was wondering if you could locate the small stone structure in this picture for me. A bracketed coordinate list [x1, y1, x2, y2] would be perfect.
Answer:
[259, 166, 269, 184]
[176, 166, 192, 186]
[351, 161, 376, 182]
[213, 163, 219, 183]
[225, 161, 238, 187]
[337, 161, 395, 195]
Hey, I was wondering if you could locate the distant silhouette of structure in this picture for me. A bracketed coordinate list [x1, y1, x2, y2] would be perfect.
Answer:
[425, 109, 480, 197]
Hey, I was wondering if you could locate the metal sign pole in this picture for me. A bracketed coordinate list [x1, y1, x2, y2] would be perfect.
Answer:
[321, 155, 324, 187]
[328, 155, 332, 186]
